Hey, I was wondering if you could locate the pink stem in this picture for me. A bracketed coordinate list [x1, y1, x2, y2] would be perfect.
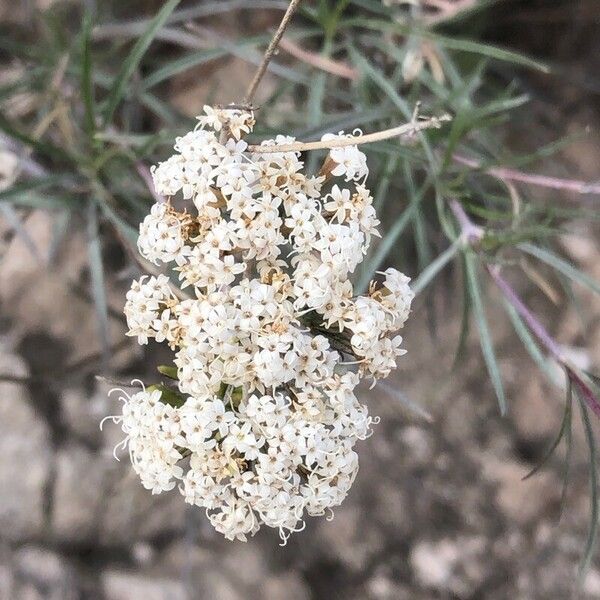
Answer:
[453, 153, 600, 196]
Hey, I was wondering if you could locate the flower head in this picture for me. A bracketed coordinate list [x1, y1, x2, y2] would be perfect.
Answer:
[107, 107, 413, 543]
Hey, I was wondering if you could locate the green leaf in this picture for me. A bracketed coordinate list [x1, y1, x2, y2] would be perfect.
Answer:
[378, 381, 433, 422]
[305, 37, 332, 172]
[348, 46, 443, 194]
[453, 252, 472, 367]
[158, 365, 178, 380]
[519, 242, 600, 295]
[86, 202, 110, 363]
[464, 251, 507, 414]
[560, 410, 573, 522]
[147, 383, 185, 408]
[522, 376, 572, 481]
[503, 300, 561, 386]
[102, 0, 181, 126]
[343, 18, 550, 73]
[81, 11, 95, 136]
[432, 35, 549, 73]
[412, 239, 460, 296]
[0, 113, 69, 161]
[0, 176, 65, 203]
[577, 396, 599, 580]
[143, 47, 227, 89]
[143, 34, 272, 89]
[356, 175, 432, 294]
[97, 199, 139, 250]
[584, 371, 600, 390]
[373, 154, 399, 212]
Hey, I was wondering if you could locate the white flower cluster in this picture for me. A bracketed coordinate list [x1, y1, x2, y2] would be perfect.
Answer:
[106, 105, 414, 543]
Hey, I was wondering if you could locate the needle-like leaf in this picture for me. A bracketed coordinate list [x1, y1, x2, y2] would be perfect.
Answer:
[102, 0, 181, 126]
[464, 251, 507, 414]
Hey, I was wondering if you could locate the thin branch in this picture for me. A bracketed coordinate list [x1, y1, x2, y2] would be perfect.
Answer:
[453, 153, 600, 196]
[486, 264, 565, 363]
[248, 113, 451, 153]
[243, 0, 303, 104]
[488, 263, 600, 417]
[278, 37, 358, 80]
[448, 197, 484, 244]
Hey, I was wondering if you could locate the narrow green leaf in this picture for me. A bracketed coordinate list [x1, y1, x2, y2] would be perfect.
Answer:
[453, 252, 471, 366]
[147, 383, 185, 408]
[158, 365, 178, 380]
[357, 175, 431, 294]
[86, 202, 110, 363]
[503, 300, 561, 386]
[560, 374, 574, 519]
[577, 397, 599, 580]
[306, 37, 332, 172]
[0, 176, 65, 202]
[373, 154, 399, 212]
[522, 377, 572, 480]
[404, 161, 432, 275]
[102, 0, 181, 126]
[0, 192, 70, 209]
[343, 18, 550, 73]
[378, 381, 433, 422]
[97, 199, 139, 249]
[81, 12, 95, 136]
[143, 34, 272, 89]
[356, 207, 413, 294]
[435, 35, 549, 73]
[143, 47, 227, 89]
[48, 210, 72, 263]
[0, 113, 69, 161]
[584, 371, 600, 390]
[519, 243, 600, 295]
[464, 251, 507, 414]
[139, 91, 179, 124]
[412, 239, 460, 296]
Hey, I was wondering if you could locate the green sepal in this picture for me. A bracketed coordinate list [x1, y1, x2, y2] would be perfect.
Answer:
[147, 383, 185, 408]
[157, 365, 178, 380]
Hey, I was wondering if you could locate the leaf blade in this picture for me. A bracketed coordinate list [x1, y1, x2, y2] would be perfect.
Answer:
[412, 239, 460, 296]
[86, 202, 110, 364]
[81, 11, 95, 136]
[464, 251, 507, 414]
[102, 0, 181, 126]
[519, 242, 600, 296]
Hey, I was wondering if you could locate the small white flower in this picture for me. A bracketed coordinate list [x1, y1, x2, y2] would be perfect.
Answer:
[105, 106, 413, 543]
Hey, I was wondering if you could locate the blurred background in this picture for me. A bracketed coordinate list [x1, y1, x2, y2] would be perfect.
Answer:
[1, 0, 599, 598]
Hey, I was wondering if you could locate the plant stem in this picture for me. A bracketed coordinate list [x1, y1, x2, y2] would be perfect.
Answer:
[486, 264, 564, 363]
[448, 198, 483, 243]
[278, 37, 358, 80]
[453, 153, 600, 196]
[243, 0, 303, 105]
[248, 113, 451, 153]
